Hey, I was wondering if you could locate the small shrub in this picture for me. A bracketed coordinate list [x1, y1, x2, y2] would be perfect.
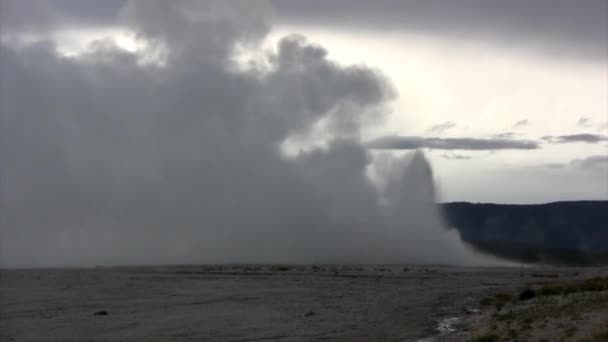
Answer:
[518, 288, 536, 301]
[496, 311, 516, 321]
[538, 284, 563, 297]
[494, 292, 513, 304]
[493, 292, 513, 310]
[271, 265, 291, 272]
[480, 297, 493, 306]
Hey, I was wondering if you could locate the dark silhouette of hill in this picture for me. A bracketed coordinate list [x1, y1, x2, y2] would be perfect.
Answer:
[441, 201, 608, 265]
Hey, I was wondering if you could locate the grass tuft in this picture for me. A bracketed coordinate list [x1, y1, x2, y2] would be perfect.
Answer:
[469, 334, 498, 342]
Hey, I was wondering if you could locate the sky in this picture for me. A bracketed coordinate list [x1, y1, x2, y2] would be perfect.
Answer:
[278, 0, 608, 204]
[0, 0, 606, 267]
[2, 0, 606, 204]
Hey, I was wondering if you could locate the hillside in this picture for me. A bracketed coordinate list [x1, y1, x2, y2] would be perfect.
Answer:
[441, 201, 608, 265]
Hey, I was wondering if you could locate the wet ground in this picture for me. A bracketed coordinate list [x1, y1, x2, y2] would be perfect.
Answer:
[2, 264, 606, 341]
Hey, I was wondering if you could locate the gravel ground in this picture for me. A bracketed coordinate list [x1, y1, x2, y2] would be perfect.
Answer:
[2, 264, 606, 342]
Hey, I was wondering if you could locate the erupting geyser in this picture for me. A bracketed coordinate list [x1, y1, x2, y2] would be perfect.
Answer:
[0, 0, 496, 268]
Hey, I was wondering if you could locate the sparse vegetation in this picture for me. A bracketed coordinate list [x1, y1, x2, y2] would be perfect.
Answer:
[513, 276, 608, 301]
[469, 333, 498, 342]
[480, 292, 514, 310]
[531, 273, 559, 278]
[467, 277, 608, 341]
[583, 320, 608, 342]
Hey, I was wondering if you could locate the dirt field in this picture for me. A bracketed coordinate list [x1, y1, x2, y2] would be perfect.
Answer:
[2, 265, 607, 341]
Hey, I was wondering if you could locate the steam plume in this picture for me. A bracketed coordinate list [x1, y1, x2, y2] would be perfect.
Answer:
[0, 0, 495, 267]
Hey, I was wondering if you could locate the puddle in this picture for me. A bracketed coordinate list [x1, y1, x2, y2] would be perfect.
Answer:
[413, 316, 462, 342]
[413, 298, 480, 341]
[437, 317, 460, 334]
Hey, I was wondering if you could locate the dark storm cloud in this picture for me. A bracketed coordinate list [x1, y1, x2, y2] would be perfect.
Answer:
[543, 134, 608, 144]
[427, 121, 456, 134]
[272, 0, 608, 61]
[0, 0, 125, 33]
[367, 136, 539, 151]
[3, 1, 605, 61]
[0, 1, 490, 268]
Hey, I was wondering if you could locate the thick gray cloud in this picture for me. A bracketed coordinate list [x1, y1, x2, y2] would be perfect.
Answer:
[0, 1, 492, 267]
[272, 0, 608, 61]
[367, 135, 539, 151]
[50, 0, 125, 26]
[543, 134, 608, 144]
[2, 0, 605, 62]
[427, 121, 456, 134]
[0, 0, 125, 33]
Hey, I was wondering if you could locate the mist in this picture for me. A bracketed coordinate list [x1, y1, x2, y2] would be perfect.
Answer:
[0, 0, 496, 268]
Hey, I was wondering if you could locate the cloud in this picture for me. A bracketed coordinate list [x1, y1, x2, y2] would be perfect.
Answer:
[49, 0, 125, 27]
[577, 116, 593, 128]
[272, 0, 608, 61]
[441, 153, 472, 160]
[543, 134, 608, 144]
[493, 132, 517, 139]
[0, 0, 126, 33]
[571, 155, 608, 170]
[367, 136, 540, 151]
[544, 156, 608, 171]
[513, 120, 529, 128]
[544, 163, 566, 169]
[0, 1, 492, 267]
[0, 0, 57, 34]
[427, 121, 456, 134]
[4, 1, 605, 61]
[598, 122, 608, 132]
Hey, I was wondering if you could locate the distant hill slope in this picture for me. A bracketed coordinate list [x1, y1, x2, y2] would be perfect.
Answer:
[440, 201, 608, 265]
